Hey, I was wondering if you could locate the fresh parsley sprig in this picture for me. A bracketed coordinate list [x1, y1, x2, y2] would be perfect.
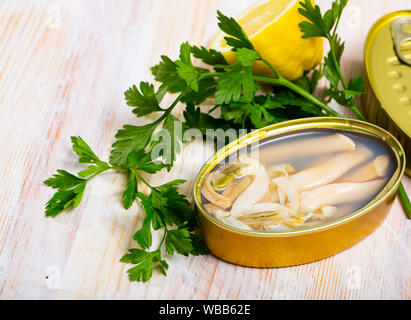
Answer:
[121, 177, 208, 282]
[44, 135, 208, 282]
[214, 9, 341, 118]
[44, 137, 119, 217]
[298, 0, 365, 120]
[150, 11, 340, 128]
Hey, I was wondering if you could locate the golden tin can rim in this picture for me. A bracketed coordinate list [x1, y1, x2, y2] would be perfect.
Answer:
[193, 117, 406, 238]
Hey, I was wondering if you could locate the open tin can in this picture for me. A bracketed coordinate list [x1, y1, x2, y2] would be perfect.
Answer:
[363, 11, 411, 176]
[193, 118, 405, 267]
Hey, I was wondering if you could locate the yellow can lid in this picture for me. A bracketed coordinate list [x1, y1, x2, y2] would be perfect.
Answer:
[364, 11, 411, 137]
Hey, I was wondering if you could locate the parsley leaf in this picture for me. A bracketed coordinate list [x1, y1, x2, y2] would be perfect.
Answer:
[71, 136, 107, 167]
[122, 169, 138, 210]
[70, 137, 110, 178]
[161, 115, 182, 168]
[298, 0, 348, 38]
[183, 103, 230, 136]
[295, 69, 322, 94]
[156, 181, 199, 230]
[323, 57, 340, 88]
[220, 90, 326, 129]
[151, 45, 217, 106]
[120, 249, 165, 282]
[298, 0, 328, 37]
[323, 37, 345, 89]
[121, 178, 203, 282]
[131, 179, 197, 235]
[324, 76, 364, 105]
[138, 191, 163, 231]
[191, 45, 227, 66]
[151, 56, 187, 93]
[189, 233, 210, 255]
[44, 137, 113, 217]
[215, 62, 257, 105]
[249, 104, 276, 129]
[217, 10, 254, 51]
[345, 76, 364, 97]
[136, 180, 198, 231]
[126, 149, 166, 174]
[124, 82, 164, 116]
[77, 164, 108, 178]
[149, 115, 182, 170]
[44, 170, 85, 191]
[236, 47, 259, 67]
[165, 228, 194, 256]
[175, 42, 199, 92]
[44, 185, 86, 217]
[121, 148, 166, 209]
[109, 123, 157, 167]
[332, 35, 345, 63]
[180, 76, 216, 105]
[269, 91, 324, 116]
[133, 202, 153, 250]
[220, 99, 251, 125]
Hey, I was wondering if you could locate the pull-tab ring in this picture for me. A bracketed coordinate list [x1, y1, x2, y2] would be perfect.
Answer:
[391, 17, 411, 66]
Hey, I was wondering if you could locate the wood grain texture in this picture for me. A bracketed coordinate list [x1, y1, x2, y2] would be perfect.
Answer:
[0, 0, 410, 299]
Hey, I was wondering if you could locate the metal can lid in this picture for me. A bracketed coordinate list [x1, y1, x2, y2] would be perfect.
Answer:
[364, 11, 411, 137]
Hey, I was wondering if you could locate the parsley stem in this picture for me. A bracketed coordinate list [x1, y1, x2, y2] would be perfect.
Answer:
[332, 15, 342, 40]
[242, 109, 250, 129]
[162, 92, 185, 118]
[259, 57, 281, 79]
[326, 34, 365, 121]
[135, 171, 153, 190]
[129, 93, 186, 193]
[197, 72, 223, 81]
[146, 91, 186, 131]
[253, 75, 341, 117]
[398, 183, 411, 219]
[85, 166, 122, 182]
[207, 105, 220, 114]
[257, 56, 340, 117]
[158, 227, 168, 249]
[350, 105, 366, 121]
[327, 34, 347, 89]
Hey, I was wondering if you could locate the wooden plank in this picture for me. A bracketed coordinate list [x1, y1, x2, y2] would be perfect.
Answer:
[0, 0, 410, 299]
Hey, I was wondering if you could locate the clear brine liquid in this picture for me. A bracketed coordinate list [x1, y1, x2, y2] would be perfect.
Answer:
[201, 128, 396, 232]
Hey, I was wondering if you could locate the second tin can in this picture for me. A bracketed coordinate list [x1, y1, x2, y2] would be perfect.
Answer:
[363, 10, 411, 176]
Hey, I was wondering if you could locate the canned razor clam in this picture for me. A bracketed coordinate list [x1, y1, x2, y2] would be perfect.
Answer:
[363, 11, 411, 176]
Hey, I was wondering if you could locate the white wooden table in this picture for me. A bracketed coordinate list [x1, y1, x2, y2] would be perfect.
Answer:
[0, 0, 410, 299]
